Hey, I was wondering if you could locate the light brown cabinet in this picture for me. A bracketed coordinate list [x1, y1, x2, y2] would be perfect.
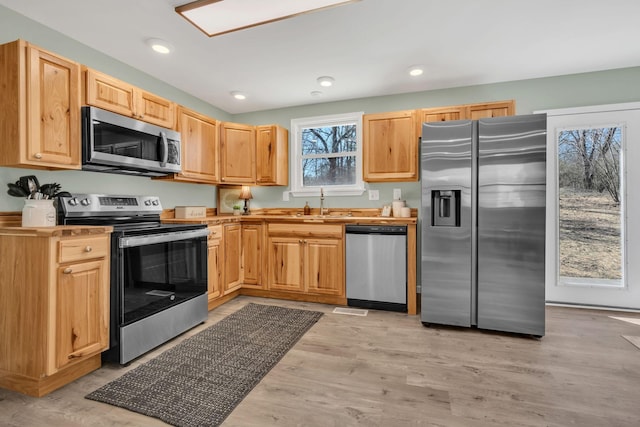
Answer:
[219, 122, 256, 184]
[267, 223, 344, 296]
[241, 223, 263, 288]
[84, 67, 175, 128]
[466, 100, 515, 119]
[162, 106, 219, 184]
[0, 228, 111, 397]
[207, 225, 223, 307]
[223, 223, 242, 294]
[0, 39, 81, 170]
[256, 125, 289, 186]
[363, 110, 419, 182]
[419, 100, 516, 124]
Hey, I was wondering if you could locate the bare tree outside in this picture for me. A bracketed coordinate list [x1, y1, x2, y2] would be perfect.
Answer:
[558, 127, 622, 280]
[301, 124, 356, 187]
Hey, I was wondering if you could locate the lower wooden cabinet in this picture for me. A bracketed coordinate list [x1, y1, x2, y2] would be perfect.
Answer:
[207, 225, 223, 305]
[0, 228, 111, 397]
[223, 223, 242, 294]
[267, 223, 344, 297]
[241, 223, 263, 288]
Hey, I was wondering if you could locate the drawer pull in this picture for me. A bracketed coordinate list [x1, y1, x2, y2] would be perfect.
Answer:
[84, 246, 92, 252]
[63, 268, 72, 274]
[34, 153, 42, 159]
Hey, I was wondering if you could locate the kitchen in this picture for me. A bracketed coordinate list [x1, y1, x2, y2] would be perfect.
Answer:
[1, 0, 640, 426]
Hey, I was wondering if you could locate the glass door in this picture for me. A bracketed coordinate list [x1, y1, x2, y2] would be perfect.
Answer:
[542, 103, 640, 309]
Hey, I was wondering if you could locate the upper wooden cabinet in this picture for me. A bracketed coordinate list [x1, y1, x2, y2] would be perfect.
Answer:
[166, 106, 219, 184]
[84, 67, 175, 128]
[220, 121, 256, 184]
[363, 110, 419, 182]
[256, 125, 289, 186]
[466, 100, 515, 119]
[0, 39, 81, 170]
[419, 105, 466, 124]
[419, 100, 516, 124]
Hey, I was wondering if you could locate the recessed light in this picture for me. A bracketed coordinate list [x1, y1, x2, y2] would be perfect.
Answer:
[231, 91, 246, 100]
[146, 38, 173, 54]
[408, 65, 424, 77]
[317, 76, 335, 87]
[310, 91, 323, 98]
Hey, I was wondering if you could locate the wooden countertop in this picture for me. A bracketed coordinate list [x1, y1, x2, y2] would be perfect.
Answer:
[0, 225, 113, 237]
[162, 207, 417, 225]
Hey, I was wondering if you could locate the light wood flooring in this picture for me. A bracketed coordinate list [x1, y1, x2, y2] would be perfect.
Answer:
[1, 296, 639, 426]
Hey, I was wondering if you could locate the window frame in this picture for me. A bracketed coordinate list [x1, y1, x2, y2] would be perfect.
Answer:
[290, 111, 365, 197]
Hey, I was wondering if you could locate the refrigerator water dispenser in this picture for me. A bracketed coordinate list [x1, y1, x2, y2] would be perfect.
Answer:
[431, 190, 461, 227]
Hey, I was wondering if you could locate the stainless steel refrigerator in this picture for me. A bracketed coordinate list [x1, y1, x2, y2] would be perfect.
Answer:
[420, 114, 546, 337]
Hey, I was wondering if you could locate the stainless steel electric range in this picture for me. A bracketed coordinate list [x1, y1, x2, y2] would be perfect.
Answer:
[57, 194, 209, 364]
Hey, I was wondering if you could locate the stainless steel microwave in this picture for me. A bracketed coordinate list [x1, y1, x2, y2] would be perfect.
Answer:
[81, 106, 181, 176]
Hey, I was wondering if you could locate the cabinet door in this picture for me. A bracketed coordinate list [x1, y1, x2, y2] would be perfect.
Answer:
[420, 106, 465, 123]
[256, 125, 288, 186]
[223, 224, 242, 293]
[136, 90, 175, 128]
[363, 110, 418, 182]
[84, 68, 136, 117]
[241, 223, 263, 288]
[55, 259, 109, 371]
[178, 107, 219, 183]
[26, 45, 81, 168]
[268, 237, 304, 292]
[305, 238, 344, 296]
[220, 122, 256, 184]
[207, 236, 222, 304]
[466, 100, 515, 120]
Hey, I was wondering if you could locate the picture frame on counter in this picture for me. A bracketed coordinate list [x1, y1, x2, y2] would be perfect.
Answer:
[217, 185, 243, 214]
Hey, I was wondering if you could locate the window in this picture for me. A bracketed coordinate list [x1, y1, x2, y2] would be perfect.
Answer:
[290, 112, 365, 196]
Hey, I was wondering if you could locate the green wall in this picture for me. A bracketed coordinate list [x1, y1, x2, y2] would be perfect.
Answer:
[1, 3, 639, 214]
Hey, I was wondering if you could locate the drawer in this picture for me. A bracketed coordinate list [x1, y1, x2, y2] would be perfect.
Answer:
[208, 225, 222, 241]
[58, 235, 109, 263]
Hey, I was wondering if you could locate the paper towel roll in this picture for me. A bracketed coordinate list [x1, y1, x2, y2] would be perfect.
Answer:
[392, 200, 405, 217]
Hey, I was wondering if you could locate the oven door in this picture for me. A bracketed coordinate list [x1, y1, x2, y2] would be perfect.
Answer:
[116, 228, 209, 326]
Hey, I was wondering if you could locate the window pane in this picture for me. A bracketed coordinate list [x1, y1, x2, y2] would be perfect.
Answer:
[558, 127, 622, 281]
[302, 156, 356, 186]
[302, 125, 356, 155]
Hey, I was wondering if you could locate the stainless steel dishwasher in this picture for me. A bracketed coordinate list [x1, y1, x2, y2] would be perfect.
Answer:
[345, 224, 407, 312]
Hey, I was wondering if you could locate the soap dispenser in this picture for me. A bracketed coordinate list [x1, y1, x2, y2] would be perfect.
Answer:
[303, 202, 311, 215]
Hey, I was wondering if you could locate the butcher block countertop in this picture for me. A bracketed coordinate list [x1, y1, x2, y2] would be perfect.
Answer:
[162, 207, 417, 225]
[0, 225, 113, 237]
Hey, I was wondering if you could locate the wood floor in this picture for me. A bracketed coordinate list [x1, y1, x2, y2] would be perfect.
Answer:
[1, 296, 639, 426]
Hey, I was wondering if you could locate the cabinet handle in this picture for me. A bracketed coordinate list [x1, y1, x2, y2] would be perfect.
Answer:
[34, 153, 42, 159]
[84, 246, 92, 252]
[299, 239, 303, 243]
[63, 268, 72, 274]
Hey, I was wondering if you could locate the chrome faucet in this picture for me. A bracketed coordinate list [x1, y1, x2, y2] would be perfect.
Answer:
[320, 187, 327, 215]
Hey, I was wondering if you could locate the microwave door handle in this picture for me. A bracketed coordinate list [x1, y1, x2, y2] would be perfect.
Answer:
[159, 131, 168, 167]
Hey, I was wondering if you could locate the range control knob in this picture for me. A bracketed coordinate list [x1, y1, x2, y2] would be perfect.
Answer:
[151, 200, 159, 206]
[68, 198, 78, 206]
[80, 198, 91, 206]
[144, 200, 152, 206]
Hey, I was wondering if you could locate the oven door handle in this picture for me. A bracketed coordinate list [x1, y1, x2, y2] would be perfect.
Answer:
[119, 228, 210, 248]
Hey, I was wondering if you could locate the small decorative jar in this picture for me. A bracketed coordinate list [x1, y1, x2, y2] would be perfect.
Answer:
[22, 199, 56, 227]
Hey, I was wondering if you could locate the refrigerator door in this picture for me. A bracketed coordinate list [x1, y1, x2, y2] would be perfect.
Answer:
[477, 114, 546, 336]
[421, 120, 474, 327]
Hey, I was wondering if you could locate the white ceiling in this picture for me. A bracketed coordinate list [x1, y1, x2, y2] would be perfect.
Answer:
[2, 0, 640, 114]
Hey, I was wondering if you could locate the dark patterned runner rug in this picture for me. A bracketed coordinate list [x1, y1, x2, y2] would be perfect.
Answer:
[86, 303, 323, 426]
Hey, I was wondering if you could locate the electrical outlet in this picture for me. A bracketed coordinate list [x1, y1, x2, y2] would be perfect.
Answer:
[393, 188, 402, 200]
[282, 191, 289, 201]
[369, 189, 379, 201]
